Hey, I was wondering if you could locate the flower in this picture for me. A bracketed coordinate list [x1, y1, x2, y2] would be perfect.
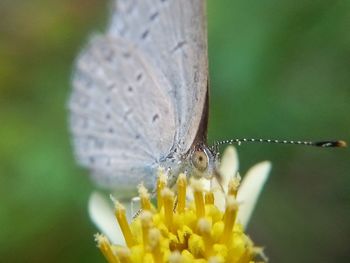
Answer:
[89, 146, 271, 262]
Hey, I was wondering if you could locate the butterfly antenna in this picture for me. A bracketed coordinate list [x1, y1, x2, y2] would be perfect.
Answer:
[214, 138, 347, 148]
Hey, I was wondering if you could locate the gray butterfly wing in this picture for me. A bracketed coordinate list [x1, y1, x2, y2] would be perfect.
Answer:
[69, 0, 208, 190]
[69, 36, 176, 190]
[108, 0, 208, 152]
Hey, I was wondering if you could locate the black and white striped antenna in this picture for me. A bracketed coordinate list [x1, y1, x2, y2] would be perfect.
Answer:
[212, 138, 347, 151]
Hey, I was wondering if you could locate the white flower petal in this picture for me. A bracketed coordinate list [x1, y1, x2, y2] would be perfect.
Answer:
[237, 161, 271, 229]
[212, 146, 239, 211]
[218, 146, 239, 188]
[88, 191, 125, 245]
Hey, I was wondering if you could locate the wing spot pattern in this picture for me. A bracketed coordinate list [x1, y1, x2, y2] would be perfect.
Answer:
[123, 52, 131, 58]
[88, 136, 104, 149]
[136, 73, 143, 81]
[171, 41, 187, 53]
[194, 70, 199, 83]
[149, 12, 159, 21]
[141, 29, 149, 39]
[128, 86, 133, 92]
[100, 47, 114, 62]
[152, 114, 159, 122]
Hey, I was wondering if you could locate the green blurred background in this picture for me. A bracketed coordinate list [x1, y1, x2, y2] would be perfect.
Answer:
[0, 0, 349, 262]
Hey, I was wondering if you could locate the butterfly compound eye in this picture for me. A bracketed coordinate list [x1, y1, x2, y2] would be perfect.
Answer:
[191, 150, 209, 172]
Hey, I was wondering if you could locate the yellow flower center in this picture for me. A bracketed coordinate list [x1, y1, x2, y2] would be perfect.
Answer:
[95, 172, 265, 263]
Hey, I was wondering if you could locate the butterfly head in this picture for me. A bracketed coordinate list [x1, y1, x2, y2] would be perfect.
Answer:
[189, 143, 219, 180]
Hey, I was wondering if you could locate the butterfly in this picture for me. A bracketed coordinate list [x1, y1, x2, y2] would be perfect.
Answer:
[68, 0, 346, 194]
[69, 0, 217, 193]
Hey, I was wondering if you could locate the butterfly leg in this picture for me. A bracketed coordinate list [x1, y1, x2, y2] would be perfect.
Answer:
[173, 195, 178, 213]
[131, 196, 142, 219]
